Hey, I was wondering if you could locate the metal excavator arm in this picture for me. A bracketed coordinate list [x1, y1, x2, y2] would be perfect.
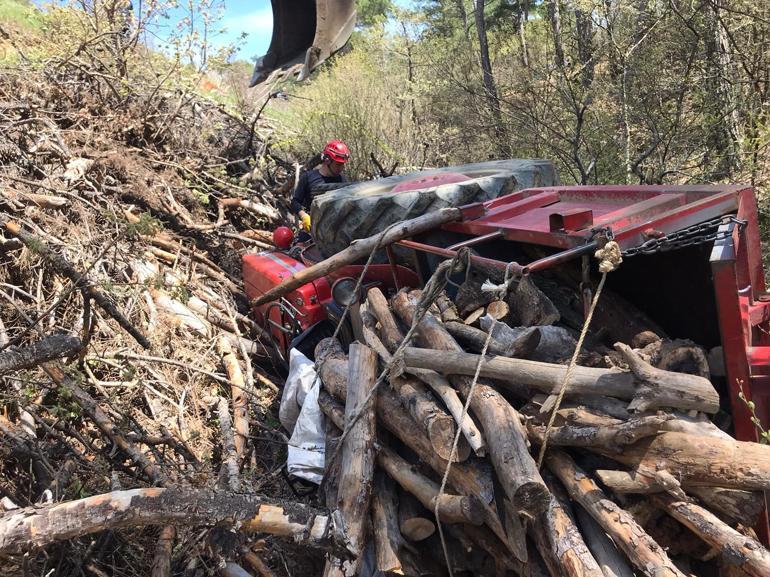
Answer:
[250, 0, 357, 86]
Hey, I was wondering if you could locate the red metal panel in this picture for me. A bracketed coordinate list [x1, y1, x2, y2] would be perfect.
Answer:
[710, 227, 756, 442]
[445, 184, 746, 250]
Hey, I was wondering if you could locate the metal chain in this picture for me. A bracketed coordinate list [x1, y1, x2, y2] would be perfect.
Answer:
[621, 215, 747, 258]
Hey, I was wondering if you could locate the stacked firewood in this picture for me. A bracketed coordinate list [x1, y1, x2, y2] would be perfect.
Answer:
[314, 281, 770, 577]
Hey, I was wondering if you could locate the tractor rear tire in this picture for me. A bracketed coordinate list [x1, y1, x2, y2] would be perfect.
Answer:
[311, 159, 558, 258]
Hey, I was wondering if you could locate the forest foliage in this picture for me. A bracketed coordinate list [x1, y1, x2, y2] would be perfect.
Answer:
[276, 0, 770, 194]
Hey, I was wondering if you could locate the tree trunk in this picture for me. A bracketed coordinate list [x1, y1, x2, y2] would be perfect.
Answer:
[444, 320, 539, 358]
[317, 355, 492, 504]
[548, 0, 566, 68]
[575, 507, 634, 577]
[472, 0, 510, 157]
[336, 343, 378, 574]
[362, 292, 469, 462]
[392, 291, 550, 518]
[651, 493, 770, 577]
[370, 474, 405, 575]
[150, 525, 176, 577]
[217, 397, 240, 493]
[545, 450, 686, 577]
[527, 415, 673, 452]
[595, 469, 764, 527]
[402, 347, 720, 414]
[407, 366, 487, 456]
[0, 335, 81, 374]
[251, 208, 462, 306]
[319, 390, 483, 526]
[592, 431, 770, 491]
[379, 446, 484, 526]
[316, 353, 510, 552]
[217, 336, 249, 458]
[0, 489, 348, 556]
[530, 473, 604, 577]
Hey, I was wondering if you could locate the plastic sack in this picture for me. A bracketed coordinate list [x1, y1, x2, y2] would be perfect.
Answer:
[281, 348, 326, 484]
[287, 378, 326, 484]
[279, 348, 317, 432]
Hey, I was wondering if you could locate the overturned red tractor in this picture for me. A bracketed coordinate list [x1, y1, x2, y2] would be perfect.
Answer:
[243, 159, 770, 542]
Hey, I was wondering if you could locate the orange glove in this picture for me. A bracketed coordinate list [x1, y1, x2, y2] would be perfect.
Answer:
[301, 213, 311, 231]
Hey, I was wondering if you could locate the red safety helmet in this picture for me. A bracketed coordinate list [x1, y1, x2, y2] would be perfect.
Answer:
[322, 140, 350, 164]
[272, 226, 294, 249]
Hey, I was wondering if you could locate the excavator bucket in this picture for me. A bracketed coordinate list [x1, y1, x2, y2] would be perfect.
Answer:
[249, 0, 357, 87]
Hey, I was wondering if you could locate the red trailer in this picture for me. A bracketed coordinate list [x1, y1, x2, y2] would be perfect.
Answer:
[243, 183, 770, 541]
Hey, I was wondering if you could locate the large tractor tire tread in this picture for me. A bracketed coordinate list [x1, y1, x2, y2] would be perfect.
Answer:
[311, 159, 558, 258]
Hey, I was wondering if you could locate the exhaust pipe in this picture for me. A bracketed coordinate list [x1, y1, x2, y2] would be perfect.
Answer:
[250, 0, 357, 87]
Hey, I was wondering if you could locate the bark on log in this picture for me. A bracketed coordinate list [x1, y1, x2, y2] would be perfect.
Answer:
[657, 339, 710, 379]
[219, 197, 280, 220]
[2, 189, 68, 209]
[150, 525, 176, 577]
[365, 287, 404, 353]
[530, 473, 603, 577]
[316, 347, 492, 504]
[615, 342, 718, 412]
[217, 337, 249, 457]
[251, 208, 462, 306]
[319, 390, 484, 525]
[379, 446, 483, 526]
[319, 390, 483, 527]
[527, 415, 673, 452]
[436, 292, 460, 322]
[575, 507, 634, 577]
[545, 450, 686, 577]
[392, 291, 550, 518]
[592, 431, 770, 491]
[407, 366, 486, 457]
[0, 335, 81, 374]
[444, 320, 540, 358]
[651, 493, 770, 577]
[371, 474, 405, 575]
[595, 470, 764, 527]
[0, 489, 350, 556]
[317, 359, 509, 552]
[391, 373, 468, 463]
[402, 347, 720, 414]
[336, 343, 378, 573]
[657, 412, 733, 441]
[357, 309, 469, 463]
[687, 487, 764, 528]
[508, 275, 560, 327]
[217, 397, 240, 493]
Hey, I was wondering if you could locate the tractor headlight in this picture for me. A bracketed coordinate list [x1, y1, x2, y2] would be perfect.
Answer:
[331, 277, 359, 307]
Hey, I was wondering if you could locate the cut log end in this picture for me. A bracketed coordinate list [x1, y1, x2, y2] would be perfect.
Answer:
[428, 415, 471, 463]
[400, 518, 436, 542]
[515, 482, 552, 518]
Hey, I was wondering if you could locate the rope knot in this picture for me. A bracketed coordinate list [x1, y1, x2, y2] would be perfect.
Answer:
[595, 240, 622, 273]
[480, 261, 519, 301]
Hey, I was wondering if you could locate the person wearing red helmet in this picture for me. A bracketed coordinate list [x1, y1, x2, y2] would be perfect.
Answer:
[291, 140, 350, 237]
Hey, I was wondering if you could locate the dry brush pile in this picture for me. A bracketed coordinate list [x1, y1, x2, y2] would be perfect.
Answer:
[0, 56, 324, 576]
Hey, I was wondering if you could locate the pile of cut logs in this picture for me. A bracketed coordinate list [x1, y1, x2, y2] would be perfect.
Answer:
[313, 282, 770, 577]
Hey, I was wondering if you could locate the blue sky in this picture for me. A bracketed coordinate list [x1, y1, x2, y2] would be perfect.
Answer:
[214, 0, 273, 62]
